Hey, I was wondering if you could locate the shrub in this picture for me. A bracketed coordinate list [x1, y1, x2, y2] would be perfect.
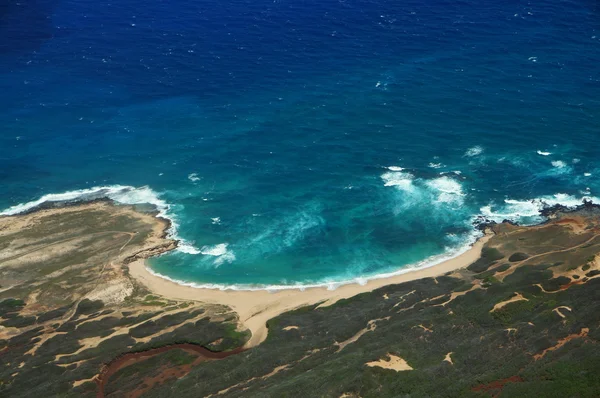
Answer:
[509, 252, 529, 262]
[468, 247, 505, 273]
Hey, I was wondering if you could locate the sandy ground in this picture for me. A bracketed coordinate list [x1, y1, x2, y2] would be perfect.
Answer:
[366, 354, 413, 371]
[130, 234, 491, 348]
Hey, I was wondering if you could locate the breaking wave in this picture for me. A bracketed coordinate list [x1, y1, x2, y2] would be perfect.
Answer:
[481, 193, 599, 224]
[0, 185, 202, 256]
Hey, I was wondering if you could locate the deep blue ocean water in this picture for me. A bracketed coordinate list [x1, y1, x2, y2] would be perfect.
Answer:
[1, 0, 599, 288]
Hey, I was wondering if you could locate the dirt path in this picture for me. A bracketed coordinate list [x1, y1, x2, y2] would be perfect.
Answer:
[497, 233, 600, 281]
[0, 230, 135, 265]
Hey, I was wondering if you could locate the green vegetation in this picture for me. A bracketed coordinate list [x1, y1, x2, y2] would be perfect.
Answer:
[2, 201, 600, 397]
[139, 209, 600, 398]
[508, 252, 530, 262]
[0, 203, 248, 398]
[468, 247, 505, 273]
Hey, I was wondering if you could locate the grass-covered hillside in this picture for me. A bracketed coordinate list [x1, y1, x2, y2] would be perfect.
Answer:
[145, 207, 600, 397]
[2, 202, 600, 397]
[0, 202, 248, 398]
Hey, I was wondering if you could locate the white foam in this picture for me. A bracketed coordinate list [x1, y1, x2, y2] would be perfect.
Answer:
[214, 251, 236, 266]
[537, 150, 551, 156]
[387, 166, 405, 171]
[188, 173, 202, 182]
[425, 176, 465, 204]
[464, 146, 483, 157]
[0, 185, 165, 216]
[381, 169, 467, 213]
[200, 243, 229, 257]
[177, 242, 202, 255]
[551, 160, 567, 169]
[481, 193, 599, 224]
[584, 173, 592, 177]
[428, 162, 444, 169]
[0, 185, 201, 255]
[198, 243, 236, 266]
[211, 217, 221, 225]
[381, 170, 414, 190]
[143, 228, 482, 292]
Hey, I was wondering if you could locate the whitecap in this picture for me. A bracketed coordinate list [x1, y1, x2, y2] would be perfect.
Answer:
[584, 173, 592, 177]
[537, 150, 551, 156]
[201, 243, 230, 257]
[425, 176, 465, 204]
[199, 242, 236, 266]
[551, 160, 567, 169]
[428, 162, 444, 169]
[211, 217, 221, 225]
[214, 251, 236, 266]
[188, 173, 202, 182]
[197, 240, 238, 265]
[381, 170, 414, 190]
[464, 146, 483, 157]
[387, 166, 404, 171]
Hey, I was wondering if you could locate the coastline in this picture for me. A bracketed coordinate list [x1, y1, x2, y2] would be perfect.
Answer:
[130, 232, 492, 348]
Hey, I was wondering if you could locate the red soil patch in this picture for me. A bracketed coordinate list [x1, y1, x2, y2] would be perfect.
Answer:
[558, 280, 583, 291]
[471, 376, 524, 397]
[95, 343, 245, 398]
[553, 218, 587, 233]
[534, 328, 589, 361]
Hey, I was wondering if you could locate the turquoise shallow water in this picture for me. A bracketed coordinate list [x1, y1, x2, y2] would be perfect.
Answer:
[1, 0, 599, 288]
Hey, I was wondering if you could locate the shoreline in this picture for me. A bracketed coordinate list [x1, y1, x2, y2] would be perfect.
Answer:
[144, 228, 483, 292]
[130, 232, 492, 348]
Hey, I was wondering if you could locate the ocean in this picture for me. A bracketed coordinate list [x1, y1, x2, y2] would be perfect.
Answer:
[1, 0, 599, 289]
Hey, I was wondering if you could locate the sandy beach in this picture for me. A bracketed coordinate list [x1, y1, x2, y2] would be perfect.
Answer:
[130, 233, 492, 348]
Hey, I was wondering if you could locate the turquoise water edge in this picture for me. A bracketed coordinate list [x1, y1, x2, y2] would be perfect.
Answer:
[1, 0, 599, 289]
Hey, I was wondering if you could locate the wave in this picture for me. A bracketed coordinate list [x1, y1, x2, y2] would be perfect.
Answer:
[424, 176, 465, 204]
[381, 169, 414, 190]
[3, 183, 597, 292]
[464, 145, 483, 157]
[386, 166, 405, 171]
[200, 243, 236, 266]
[481, 193, 599, 224]
[188, 173, 202, 182]
[245, 205, 325, 257]
[537, 150, 552, 156]
[382, 168, 465, 209]
[551, 160, 567, 169]
[145, 189, 597, 292]
[0, 185, 201, 255]
[143, 228, 483, 292]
